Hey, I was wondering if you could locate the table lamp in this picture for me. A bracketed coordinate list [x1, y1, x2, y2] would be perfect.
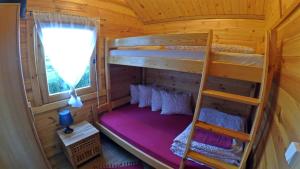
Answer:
[59, 109, 74, 134]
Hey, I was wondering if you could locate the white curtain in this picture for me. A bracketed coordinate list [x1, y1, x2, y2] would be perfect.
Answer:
[33, 12, 98, 107]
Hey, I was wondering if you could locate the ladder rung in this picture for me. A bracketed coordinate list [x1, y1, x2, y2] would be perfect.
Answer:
[195, 121, 250, 142]
[187, 150, 238, 169]
[202, 89, 260, 106]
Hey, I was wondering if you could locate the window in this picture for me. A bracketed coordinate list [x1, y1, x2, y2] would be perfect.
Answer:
[34, 25, 97, 103]
[45, 56, 91, 95]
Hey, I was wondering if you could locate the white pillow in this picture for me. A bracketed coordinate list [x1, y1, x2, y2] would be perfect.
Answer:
[199, 108, 244, 132]
[151, 88, 162, 111]
[138, 85, 152, 108]
[160, 90, 193, 115]
[130, 84, 139, 104]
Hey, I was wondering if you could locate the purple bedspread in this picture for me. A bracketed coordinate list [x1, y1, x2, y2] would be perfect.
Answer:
[194, 128, 232, 149]
[99, 104, 231, 169]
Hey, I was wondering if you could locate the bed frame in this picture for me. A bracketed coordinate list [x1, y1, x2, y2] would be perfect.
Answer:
[106, 32, 263, 83]
[94, 97, 173, 169]
[94, 31, 267, 169]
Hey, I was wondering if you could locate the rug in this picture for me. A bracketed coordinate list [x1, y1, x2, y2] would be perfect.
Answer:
[79, 134, 149, 169]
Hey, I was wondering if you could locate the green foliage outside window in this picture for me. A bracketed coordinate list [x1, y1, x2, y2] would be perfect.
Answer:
[45, 57, 91, 95]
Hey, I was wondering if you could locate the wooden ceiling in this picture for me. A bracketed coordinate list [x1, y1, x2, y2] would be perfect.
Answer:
[125, 0, 266, 24]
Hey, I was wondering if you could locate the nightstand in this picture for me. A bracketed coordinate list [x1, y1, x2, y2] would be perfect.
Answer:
[57, 121, 101, 169]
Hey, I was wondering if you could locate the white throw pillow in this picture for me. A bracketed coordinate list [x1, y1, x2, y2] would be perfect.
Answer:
[160, 90, 193, 115]
[151, 88, 163, 111]
[130, 84, 139, 104]
[138, 85, 152, 108]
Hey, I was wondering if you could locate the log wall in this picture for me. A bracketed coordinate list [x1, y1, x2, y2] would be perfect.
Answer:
[20, 0, 144, 165]
[255, 1, 300, 169]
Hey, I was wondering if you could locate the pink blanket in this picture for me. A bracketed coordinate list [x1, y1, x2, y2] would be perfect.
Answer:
[194, 128, 232, 149]
[99, 105, 235, 169]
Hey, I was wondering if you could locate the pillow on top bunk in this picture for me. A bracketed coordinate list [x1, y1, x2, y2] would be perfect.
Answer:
[118, 46, 164, 50]
[138, 85, 152, 108]
[130, 84, 139, 104]
[164, 44, 255, 54]
[212, 44, 255, 54]
[164, 46, 206, 51]
[160, 90, 193, 115]
[151, 87, 163, 111]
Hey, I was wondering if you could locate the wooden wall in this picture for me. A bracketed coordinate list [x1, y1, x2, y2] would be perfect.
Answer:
[110, 65, 141, 100]
[20, 1, 294, 168]
[255, 1, 300, 169]
[0, 4, 49, 169]
[146, 69, 256, 118]
[20, 0, 144, 166]
[143, 19, 266, 53]
[26, 0, 143, 38]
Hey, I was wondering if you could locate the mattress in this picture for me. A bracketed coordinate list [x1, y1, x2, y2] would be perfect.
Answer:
[110, 49, 264, 67]
[99, 105, 212, 169]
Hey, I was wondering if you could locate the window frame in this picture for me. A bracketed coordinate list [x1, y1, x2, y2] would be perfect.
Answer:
[33, 26, 97, 104]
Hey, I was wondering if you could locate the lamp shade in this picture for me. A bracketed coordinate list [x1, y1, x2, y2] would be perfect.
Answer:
[59, 110, 73, 127]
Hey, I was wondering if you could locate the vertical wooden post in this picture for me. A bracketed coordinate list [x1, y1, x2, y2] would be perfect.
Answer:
[104, 38, 112, 111]
[142, 68, 147, 84]
[179, 30, 213, 169]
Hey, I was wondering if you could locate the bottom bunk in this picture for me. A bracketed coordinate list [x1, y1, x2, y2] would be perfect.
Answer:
[96, 104, 244, 169]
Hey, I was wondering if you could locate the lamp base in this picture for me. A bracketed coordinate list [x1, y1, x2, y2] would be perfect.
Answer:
[63, 126, 74, 134]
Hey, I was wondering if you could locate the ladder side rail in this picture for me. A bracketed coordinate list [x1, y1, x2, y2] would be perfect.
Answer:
[239, 31, 270, 169]
[179, 30, 213, 169]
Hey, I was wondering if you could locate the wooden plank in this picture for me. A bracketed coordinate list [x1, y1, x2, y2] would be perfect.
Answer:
[179, 30, 213, 169]
[31, 91, 106, 114]
[240, 31, 270, 169]
[26, 18, 43, 106]
[111, 96, 130, 109]
[209, 62, 263, 83]
[57, 121, 99, 146]
[108, 33, 209, 47]
[125, 0, 265, 24]
[105, 38, 112, 111]
[271, 0, 300, 30]
[109, 55, 203, 74]
[143, 19, 265, 53]
[109, 55, 263, 83]
[109, 65, 141, 100]
[202, 89, 260, 106]
[187, 151, 238, 169]
[195, 121, 251, 142]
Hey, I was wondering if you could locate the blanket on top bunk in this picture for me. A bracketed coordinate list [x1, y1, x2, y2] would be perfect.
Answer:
[171, 108, 245, 166]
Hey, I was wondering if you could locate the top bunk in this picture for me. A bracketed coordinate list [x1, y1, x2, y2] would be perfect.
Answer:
[105, 31, 266, 83]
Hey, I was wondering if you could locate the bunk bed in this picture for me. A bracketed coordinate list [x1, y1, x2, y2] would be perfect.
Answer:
[106, 33, 264, 83]
[95, 31, 269, 169]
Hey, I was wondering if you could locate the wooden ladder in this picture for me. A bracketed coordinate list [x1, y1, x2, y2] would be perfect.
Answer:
[179, 31, 269, 169]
